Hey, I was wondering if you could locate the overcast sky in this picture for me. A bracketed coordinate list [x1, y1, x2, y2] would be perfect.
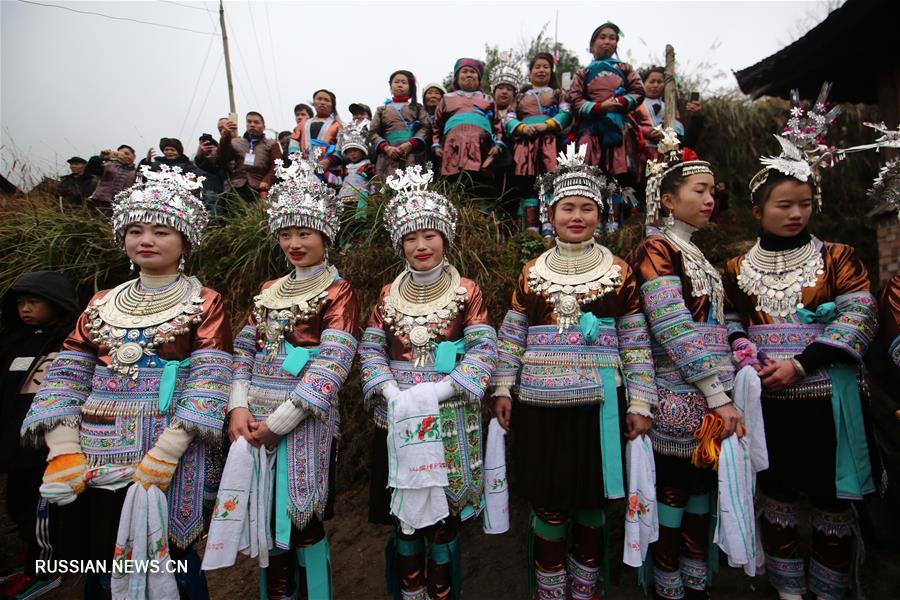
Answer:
[1, 0, 835, 189]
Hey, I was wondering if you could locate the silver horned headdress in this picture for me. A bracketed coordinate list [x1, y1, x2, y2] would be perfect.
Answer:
[749, 83, 842, 210]
[338, 119, 370, 155]
[490, 50, 523, 92]
[111, 165, 208, 253]
[384, 164, 458, 255]
[536, 143, 619, 222]
[644, 127, 713, 224]
[267, 151, 344, 240]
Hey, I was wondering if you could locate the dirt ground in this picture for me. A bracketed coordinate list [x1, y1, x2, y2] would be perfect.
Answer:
[3, 474, 900, 599]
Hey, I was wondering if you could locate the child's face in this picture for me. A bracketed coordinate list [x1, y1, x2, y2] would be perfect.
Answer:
[494, 84, 515, 107]
[391, 74, 410, 98]
[345, 148, 365, 162]
[643, 72, 665, 99]
[17, 295, 58, 327]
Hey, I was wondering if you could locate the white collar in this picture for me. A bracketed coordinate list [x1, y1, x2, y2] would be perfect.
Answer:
[139, 272, 179, 289]
[407, 261, 444, 285]
[294, 262, 326, 280]
[666, 218, 698, 242]
[555, 238, 593, 258]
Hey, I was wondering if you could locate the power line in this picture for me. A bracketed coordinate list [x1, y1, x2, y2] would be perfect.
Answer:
[263, 2, 284, 116]
[178, 30, 218, 139]
[18, 0, 216, 36]
[158, 0, 213, 12]
[245, 1, 278, 121]
[188, 54, 225, 144]
[224, 12, 265, 112]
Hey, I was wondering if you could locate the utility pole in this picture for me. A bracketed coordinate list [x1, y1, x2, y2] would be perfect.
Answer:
[219, 0, 237, 122]
[663, 44, 677, 129]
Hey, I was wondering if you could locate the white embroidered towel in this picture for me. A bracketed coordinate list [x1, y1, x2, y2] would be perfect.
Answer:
[202, 437, 253, 570]
[482, 418, 509, 534]
[244, 445, 275, 567]
[715, 434, 758, 576]
[387, 383, 449, 533]
[732, 365, 768, 473]
[623, 435, 658, 567]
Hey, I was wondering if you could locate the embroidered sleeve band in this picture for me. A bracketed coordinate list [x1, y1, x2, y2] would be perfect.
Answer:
[447, 324, 497, 404]
[615, 313, 657, 410]
[232, 324, 257, 383]
[173, 348, 233, 444]
[816, 291, 878, 362]
[359, 326, 396, 409]
[21, 350, 98, 444]
[491, 310, 528, 390]
[288, 328, 358, 421]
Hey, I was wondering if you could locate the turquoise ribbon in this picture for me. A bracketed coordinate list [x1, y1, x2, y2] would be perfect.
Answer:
[298, 537, 332, 600]
[657, 503, 685, 529]
[385, 130, 412, 144]
[310, 138, 335, 157]
[434, 339, 465, 374]
[444, 112, 493, 137]
[158, 358, 190, 413]
[580, 313, 612, 344]
[275, 438, 291, 549]
[797, 302, 837, 324]
[281, 342, 320, 376]
[829, 365, 875, 499]
[598, 364, 624, 498]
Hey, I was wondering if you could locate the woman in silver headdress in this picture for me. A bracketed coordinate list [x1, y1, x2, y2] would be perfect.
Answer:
[723, 86, 877, 600]
[359, 164, 497, 600]
[224, 153, 359, 600]
[491, 143, 656, 600]
[22, 165, 232, 597]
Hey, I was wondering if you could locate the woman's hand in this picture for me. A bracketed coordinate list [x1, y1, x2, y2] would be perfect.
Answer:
[399, 142, 413, 157]
[600, 98, 621, 113]
[249, 421, 282, 449]
[758, 359, 802, 390]
[227, 407, 256, 445]
[624, 414, 652, 440]
[712, 403, 745, 438]
[386, 145, 401, 160]
[493, 396, 512, 430]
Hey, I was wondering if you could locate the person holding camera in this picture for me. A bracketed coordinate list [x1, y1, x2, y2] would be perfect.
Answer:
[85, 144, 137, 213]
[217, 111, 282, 203]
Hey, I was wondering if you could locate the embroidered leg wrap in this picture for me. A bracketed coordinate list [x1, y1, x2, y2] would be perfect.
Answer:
[530, 509, 568, 599]
[265, 549, 297, 600]
[653, 487, 687, 599]
[679, 495, 709, 595]
[759, 493, 805, 597]
[296, 521, 330, 600]
[395, 532, 426, 599]
[568, 508, 605, 598]
[809, 500, 853, 600]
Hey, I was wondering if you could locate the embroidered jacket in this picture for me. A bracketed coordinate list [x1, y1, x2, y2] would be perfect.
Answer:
[506, 87, 572, 177]
[631, 231, 735, 457]
[491, 252, 656, 411]
[723, 239, 877, 400]
[22, 276, 233, 547]
[359, 276, 497, 514]
[230, 275, 359, 529]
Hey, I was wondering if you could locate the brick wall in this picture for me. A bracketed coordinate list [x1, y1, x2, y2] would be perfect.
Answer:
[877, 216, 900, 286]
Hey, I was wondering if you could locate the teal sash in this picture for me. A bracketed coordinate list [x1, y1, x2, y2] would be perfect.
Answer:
[281, 342, 320, 376]
[434, 339, 466, 374]
[159, 358, 190, 413]
[297, 538, 332, 599]
[444, 112, 493, 137]
[275, 438, 291, 548]
[386, 130, 412, 145]
[797, 302, 874, 499]
[579, 314, 624, 498]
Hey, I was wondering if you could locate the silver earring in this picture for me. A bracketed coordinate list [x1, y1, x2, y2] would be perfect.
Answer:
[663, 212, 675, 229]
[129, 260, 135, 272]
[178, 256, 185, 273]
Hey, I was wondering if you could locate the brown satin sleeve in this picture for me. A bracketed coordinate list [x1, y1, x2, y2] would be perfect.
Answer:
[881, 274, 900, 343]
[366, 285, 391, 330]
[722, 256, 744, 316]
[460, 278, 491, 327]
[510, 262, 533, 316]
[612, 259, 643, 317]
[320, 279, 361, 339]
[825, 242, 870, 295]
[632, 236, 710, 322]
[190, 288, 233, 353]
[62, 293, 104, 356]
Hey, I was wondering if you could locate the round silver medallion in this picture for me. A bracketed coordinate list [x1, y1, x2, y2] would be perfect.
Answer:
[557, 295, 580, 317]
[409, 325, 431, 347]
[115, 342, 143, 365]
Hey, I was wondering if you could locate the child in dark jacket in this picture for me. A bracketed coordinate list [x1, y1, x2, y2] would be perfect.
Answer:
[0, 271, 79, 598]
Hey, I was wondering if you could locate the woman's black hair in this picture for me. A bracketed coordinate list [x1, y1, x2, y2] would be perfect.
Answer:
[312, 89, 339, 119]
[751, 171, 813, 206]
[293, 103, 313, 118]
[389, 70, 418, 107]
[640, 65, 666, 81]
[659, 169, 687, 198]
[528, 52, 558, 89]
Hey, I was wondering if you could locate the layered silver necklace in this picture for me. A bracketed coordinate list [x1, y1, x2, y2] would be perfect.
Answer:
[737, 237, 824, 318]
[661, 221, 725, 324]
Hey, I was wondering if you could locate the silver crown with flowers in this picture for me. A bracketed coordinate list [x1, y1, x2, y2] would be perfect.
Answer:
[111, 164, 208, 253]
[644, 127, 712, 224]
[490, 50, 524, 92]
[749, 83, 842, 210]
[267, 151, 344, 240]
[384, 164, 458, 254]
[338, 119, 370, 155]
[536, 143, 619, 222]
